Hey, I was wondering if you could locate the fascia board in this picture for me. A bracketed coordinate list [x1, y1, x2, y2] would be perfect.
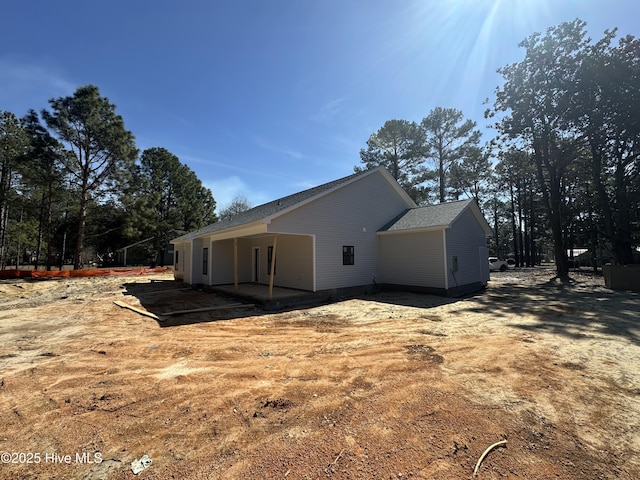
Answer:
[208, 222, 268, 241]
[377, 225, 448, 235]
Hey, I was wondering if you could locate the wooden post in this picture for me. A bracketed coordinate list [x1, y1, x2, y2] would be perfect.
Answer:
[268, 234, 278, 300]
[233, 238, 238, 290]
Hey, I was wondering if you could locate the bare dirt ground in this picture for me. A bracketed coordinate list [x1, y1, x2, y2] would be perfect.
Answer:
[0, 267, 639, 479]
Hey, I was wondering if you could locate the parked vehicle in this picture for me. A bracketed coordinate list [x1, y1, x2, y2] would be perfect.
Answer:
[489, 257, 508, 272]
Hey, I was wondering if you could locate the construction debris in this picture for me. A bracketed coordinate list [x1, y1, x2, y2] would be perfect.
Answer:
[113, 300, 160, 320]
[160, 303, 253, 316]
[473, 439, 507, 475]
[131, 454, 152, 474]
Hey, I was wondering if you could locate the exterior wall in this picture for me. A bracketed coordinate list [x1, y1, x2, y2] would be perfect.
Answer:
[210, 238, 254, 285]
[445, 208, 489, 293]
[210, 239, 234, 285]
[268, 171, 409, 291]
[378, 231, 446, 289]
[173, 242, 184, 281]
[238, 238, 252, 282]
[183, 241, 192, 284]
[208, 235, 313, 290]
[192, 237, 206, 285]
[249, 235, 314, 291]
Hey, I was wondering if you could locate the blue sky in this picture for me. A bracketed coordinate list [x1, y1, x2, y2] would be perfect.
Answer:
[2, 0, 639, 210]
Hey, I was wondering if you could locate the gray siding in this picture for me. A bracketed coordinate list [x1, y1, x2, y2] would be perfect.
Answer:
[378, 231, 446, 288]
[445, 208, 488, 289]
[192, 238, 206, 284]
[210, 239, 234, 285]
[183, 242, 192, 284]
[268, 171, 409, 291]
[210, 238, 253, 285]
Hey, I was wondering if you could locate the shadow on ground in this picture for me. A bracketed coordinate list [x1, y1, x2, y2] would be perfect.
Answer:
[120, 269, 640, 346]
[120, 280, 263, 327]
[464, 269, 640, 346]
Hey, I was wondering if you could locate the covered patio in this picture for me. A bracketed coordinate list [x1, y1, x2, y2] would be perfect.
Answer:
[210, 283, 332, 310]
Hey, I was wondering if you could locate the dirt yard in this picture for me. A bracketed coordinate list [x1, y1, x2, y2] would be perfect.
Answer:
[0, 267, 638, 479]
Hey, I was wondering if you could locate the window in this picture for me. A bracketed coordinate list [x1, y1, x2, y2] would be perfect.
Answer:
[202, 247, 209, 275]
[174, 250, 179, 269]
[343, 245, 355, 265]
[267, 246, 276, 275]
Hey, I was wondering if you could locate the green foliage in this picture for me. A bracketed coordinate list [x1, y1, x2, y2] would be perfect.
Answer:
[20, 110, 69, 269]
[126, 147, 216, 266]
[42, 85, 138, 269]
[572, 30, 640, 264]
[1, 89, 215, 270]
[490, 18, 640, 268]
[448, 146, 493, 204]
[421, 107, 481, 203]
[356, 111, 482, 206]
[0, 111, 30, 267]
[356, 119, 431, 204]
[490, 20, 592, 274]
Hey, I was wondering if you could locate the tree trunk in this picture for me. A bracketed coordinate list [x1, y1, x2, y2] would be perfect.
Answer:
[45, 184, 53, 271]
[34, 190, 46, 269]
[0, 163, 10, 269]
[534, 135, 569, 277]
[492, 201, 500, 257]
[529, 193, 537, 266]
[74, 187, 89, 270]
[548, 181, 569, 276]
[439, 154, 445, 203]
[509, 183, 519, 266]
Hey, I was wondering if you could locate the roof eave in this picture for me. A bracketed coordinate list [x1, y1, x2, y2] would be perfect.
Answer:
[171, 221, 268, 243]
[377, 225, 449, 235]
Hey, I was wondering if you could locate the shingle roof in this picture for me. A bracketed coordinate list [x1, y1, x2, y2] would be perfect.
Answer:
[172, 169, 368, 242]
[378, 199, 474, 232]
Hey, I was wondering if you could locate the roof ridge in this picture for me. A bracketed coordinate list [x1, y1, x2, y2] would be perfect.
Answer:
[410, 198, 473, 210]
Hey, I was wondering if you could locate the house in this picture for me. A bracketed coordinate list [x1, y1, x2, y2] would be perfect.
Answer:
[171, 167, 492, 299]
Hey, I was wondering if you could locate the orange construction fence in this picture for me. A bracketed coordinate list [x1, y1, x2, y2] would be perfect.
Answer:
[0, 267, 171, 279]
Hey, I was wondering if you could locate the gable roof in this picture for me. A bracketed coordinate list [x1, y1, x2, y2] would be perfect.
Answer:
[172, 166, 416, 242]
[378, 198, 493, 236]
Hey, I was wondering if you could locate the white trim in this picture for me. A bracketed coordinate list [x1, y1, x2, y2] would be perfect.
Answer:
[442, 230, 449, 291]
[311, 234, 317, 292]
[377, 226, 448, 236]
[252, 247, 260, 283]
[209, 222, 267, 242]
[185, 240, 193, 285]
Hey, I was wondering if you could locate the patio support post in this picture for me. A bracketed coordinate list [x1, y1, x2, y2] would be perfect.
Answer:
[234, 238, 238, 290]
[268, 234, 278, 300]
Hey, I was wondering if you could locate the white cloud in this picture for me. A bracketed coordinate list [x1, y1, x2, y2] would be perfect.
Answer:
[253, 136, 304, 160]
[311, 97, 346, 126]
[0, 56, 76, 113]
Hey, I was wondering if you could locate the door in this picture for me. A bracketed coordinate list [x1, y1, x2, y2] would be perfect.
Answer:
[252, 247, 260, 283]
